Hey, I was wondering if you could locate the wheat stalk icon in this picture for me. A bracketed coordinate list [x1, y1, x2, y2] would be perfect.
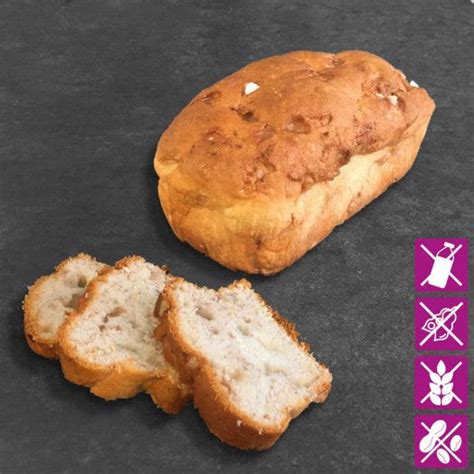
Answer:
[420, 360, 462, 406]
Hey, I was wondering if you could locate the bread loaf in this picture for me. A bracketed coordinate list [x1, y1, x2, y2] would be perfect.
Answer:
[156, 278, 332, 449]
[58, 256, 189, 414]
[154, 50, 435, 274]
[23, 254, 107, 358]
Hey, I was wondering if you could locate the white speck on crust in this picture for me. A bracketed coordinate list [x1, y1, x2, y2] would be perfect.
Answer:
[244, 82, 260, 95]
[410, 80, 419, 88]
[388, 95, 398, 106]
[237, 420, 242, 427]
[375, 92, 384, 99]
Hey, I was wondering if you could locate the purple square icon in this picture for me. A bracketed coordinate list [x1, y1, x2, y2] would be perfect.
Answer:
[414, 356, 469, 410]
[415, 414, 469, 469]
[415, 297, 469, 351]
[414, 238, 469, 292]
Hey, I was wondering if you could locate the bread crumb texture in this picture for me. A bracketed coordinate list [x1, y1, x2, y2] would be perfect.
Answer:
[64, 257, 168, 370]
[23, 254, 106, 358]
[159, 278, 332, 448]
[58, 257, 189, 413]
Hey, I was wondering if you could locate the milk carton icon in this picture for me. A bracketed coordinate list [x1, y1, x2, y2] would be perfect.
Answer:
[427, 242, 456, 289]
[416, 240, 465, 290]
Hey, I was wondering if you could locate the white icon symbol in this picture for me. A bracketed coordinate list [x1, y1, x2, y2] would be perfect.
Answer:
[420, 360, 462, 406]
[420, 241, 463, 289]
[419, 301, 464, 347]
[419, 420, 463, 464]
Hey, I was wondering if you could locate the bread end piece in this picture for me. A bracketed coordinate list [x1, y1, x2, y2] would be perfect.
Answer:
[156, 278, 332, 449]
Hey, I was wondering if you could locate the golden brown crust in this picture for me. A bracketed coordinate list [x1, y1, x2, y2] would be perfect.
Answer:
[57, 256, 188, 414]
[155, 50, 434, 199]
[157, 119, 432, 275]
[23, 254, 107, 359]
[24, 326, 58, 358]
[154, 51, 435, 274]
[156, 278, 332, 450]
[146, 370, 191, 415]
[193, 366, 281, 450]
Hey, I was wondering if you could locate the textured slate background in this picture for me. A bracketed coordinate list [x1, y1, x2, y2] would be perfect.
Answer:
[0, 1, 472, 472]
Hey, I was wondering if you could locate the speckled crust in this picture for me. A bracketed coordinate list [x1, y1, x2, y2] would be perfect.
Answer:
[154, 50, 435, 274]
[23, 254, 108, 359]
[155, 278, 332, 450]
[58, 256, 189, 414]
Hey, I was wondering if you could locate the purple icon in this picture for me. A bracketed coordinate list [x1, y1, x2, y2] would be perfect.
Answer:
[414, 356, 469, 410]
[415, 415, 469, 469]
[414, 238, 469, 292]
[415, 297, 469, 351]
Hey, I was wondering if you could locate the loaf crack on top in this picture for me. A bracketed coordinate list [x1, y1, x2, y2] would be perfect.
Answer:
[156, 50, 433, 197]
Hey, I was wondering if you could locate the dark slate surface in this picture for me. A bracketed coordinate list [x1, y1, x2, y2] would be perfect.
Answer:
[0, 1, 472, 473]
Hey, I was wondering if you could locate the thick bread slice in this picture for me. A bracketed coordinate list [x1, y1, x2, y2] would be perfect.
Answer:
[58, 256, 189, 414]
[23, 254, 107, 358]
[156, 278, 332, 449]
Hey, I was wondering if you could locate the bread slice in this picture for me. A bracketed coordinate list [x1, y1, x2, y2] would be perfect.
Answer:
[156, 278, 332, 449]
[23, 254, 107, 358]
[58, 256, 190, 414]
